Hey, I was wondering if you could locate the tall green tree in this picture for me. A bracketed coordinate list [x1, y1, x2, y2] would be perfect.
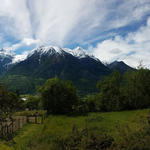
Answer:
[0, 85, 23, 119]
[97, 71, 122, 111]
[121, 68, 150, 109]
[0, 85, 10, 114]
[39, 77, 78, 114]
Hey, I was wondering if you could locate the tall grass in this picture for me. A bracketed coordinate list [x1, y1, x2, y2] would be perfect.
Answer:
[1, 109, 150, 150]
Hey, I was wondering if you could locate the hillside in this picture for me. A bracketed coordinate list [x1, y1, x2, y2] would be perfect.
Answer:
[108, 61, 136, 73]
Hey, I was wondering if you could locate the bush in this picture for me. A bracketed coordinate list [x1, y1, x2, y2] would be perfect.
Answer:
[64, 125, 114, 150]
[24, 95, 41, 110]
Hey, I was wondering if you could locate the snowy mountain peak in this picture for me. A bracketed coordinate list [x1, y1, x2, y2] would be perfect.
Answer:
[0, 48, 14, 57]
[70, 46, 99, 61]
[25, 46, 100, 61]
[75, 46, 84, 51]
[73, 47, 89, 58]
[63, 46, 99, 61]
[8, 45, 100, 65]
[29, 46, 65, 57]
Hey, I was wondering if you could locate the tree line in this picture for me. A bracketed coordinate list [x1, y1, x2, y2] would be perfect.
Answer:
[97, 67, 150, 111]
[24, 67, 150, 114]
[1, 67, 150, 115]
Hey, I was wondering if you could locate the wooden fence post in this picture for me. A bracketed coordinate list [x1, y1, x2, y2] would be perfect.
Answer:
[35, 115, 38, 124]
[26, 116, 29, 123]
[0, 125, 1, 137]
[1, 126, 3, 137]
[6, 125, 8, 135]
[18, 119, 20, 129]
[41, 115, 43, 123]
[12, 120, 14, 133]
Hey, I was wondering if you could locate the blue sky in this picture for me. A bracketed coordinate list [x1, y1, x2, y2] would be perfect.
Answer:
[0, 0, 150, 67]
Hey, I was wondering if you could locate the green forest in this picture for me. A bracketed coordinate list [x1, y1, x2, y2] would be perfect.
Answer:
[2, 67, 150, 115]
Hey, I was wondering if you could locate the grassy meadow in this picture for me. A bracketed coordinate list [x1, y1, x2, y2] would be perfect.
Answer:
[0, 109, 150, 150]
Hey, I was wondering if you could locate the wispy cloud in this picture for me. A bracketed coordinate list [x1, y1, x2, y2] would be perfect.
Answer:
[0, 0, 150, 67]
[5, 38, 40, 51]
[0, 0, 149, 47]
[0, 0, 32, 39]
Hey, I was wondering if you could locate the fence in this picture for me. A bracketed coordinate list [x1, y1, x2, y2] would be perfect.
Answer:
[0, 114, 46, 140]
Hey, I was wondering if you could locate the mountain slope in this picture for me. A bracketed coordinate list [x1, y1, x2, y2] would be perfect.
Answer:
[6, 46, 111, 94]
[0, 46, 136, 94]
[0, 48, 14, 74]
[108, 61, 136, 73]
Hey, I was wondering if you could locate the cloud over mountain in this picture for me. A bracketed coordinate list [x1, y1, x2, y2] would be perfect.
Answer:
[93, 17, 150, 68]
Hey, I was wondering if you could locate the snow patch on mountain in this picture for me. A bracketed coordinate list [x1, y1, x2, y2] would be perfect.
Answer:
[64, 47, 99, 61]
[73, 47, 89, 58]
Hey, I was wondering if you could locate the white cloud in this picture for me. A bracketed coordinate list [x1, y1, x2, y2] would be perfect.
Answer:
[0, 0, 32, 39]
[22, 38, 40, 46]
[5, 38, 41, 51]
[93, 17, 150, 68]
[0, 0, 150, 48]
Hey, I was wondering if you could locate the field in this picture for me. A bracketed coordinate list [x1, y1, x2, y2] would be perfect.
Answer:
[0, 109, 150, 150]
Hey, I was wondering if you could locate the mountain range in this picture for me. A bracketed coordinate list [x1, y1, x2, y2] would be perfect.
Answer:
[0, 46, 135, 95]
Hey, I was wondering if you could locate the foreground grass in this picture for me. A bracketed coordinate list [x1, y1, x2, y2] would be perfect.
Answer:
[0, 142, 13, 150]
[0, 124, 42, 150]
[1, 109, 150, 150]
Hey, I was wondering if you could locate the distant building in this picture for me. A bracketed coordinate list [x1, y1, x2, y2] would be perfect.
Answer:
[21, 97, 27, 101]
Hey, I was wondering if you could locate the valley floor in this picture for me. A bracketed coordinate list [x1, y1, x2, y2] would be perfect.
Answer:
[0, 109, 150, 150]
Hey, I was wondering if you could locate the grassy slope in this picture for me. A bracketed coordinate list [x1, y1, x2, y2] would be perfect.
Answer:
[0, 109, 149, 150]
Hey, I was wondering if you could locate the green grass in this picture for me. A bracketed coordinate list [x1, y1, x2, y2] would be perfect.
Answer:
[1, 109, 150, 150]
[0, 142, 13, 150]
[13, 124, 42, 150]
